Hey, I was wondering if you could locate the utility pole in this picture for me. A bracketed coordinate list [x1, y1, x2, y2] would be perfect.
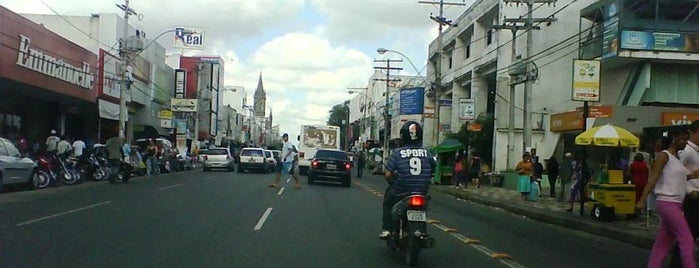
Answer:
[419, 0, 467, 148]
[374, 59, 402, 168]
[116, 0, 137, 140]
[492, 23, 525, 170]
[502, 0, 556, 154]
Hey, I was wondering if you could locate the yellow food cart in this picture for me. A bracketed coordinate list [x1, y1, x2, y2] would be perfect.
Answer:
[587, 170, 636, 221]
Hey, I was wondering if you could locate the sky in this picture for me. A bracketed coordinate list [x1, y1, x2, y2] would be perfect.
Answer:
[1, 0, 469, 139]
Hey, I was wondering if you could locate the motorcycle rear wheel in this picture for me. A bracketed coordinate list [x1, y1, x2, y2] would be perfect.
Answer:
[405, 236, 420, 266]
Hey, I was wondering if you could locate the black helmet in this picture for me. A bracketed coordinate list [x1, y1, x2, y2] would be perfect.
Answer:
[400, 121, 423, 146]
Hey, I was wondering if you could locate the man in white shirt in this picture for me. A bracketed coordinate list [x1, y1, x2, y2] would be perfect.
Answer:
[46, 130, 60, 153]
[672, 121, 699, 267]
[56, 136, 72, 158]
[72, 138, 86, 158]
[269, 133, 301, 189]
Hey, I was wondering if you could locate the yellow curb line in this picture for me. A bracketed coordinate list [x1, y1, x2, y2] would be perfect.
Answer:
[427, 219, 441, 224]
[463, 238, 481, 244]
[445, 228, 459, 233]
[490, 253, 512, 259]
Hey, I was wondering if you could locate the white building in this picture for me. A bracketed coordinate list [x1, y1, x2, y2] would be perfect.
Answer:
[427, 0, 699, 172]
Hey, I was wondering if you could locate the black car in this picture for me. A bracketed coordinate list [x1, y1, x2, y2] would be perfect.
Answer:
[307, 149, 352, 187]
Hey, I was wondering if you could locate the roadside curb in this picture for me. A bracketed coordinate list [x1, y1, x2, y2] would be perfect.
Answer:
[433, 186, 655, 249]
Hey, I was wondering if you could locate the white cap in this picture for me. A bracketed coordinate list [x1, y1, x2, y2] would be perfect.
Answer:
[50, 129, 57, 135]
[564, 152, 572, 157]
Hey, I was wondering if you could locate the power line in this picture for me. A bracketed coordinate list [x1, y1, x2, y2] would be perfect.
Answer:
[40, 0, 121, 55]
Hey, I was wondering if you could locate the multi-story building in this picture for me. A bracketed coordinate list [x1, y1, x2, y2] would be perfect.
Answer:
[178, 56, 225, 144]
[22, 13, 175, 143]
[426, 0, 699, 172]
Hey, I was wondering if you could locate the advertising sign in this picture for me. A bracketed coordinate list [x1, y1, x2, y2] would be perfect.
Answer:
[438, 99, 452, 106]
[160, 119, 172, 128]
[176, 119, 187, 134]
[174, 27, 205, 50]
[174, 69, 186, 98]
[572, 59, 601, 102]
[601, 1, 619, 59]
[620, 31, 699, 53]
[171, 99, 198, 112]
[129, 54, 151, 83]
[399, 87, 425, 115]
[459, 98, 476, 120]
[158, 110, 173, 119]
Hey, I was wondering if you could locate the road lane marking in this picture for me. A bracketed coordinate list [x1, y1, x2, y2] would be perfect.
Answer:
[355, 180, 526, 268]
[286, 178, 291, 183]
[16, 201, 112, 227]
[254, 207, 273, 231]
[277, 187, 285, 196]
[158, 183, 184, 191]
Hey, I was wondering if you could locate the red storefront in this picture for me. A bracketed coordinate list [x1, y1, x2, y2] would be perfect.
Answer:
[0, 6, 98, 144]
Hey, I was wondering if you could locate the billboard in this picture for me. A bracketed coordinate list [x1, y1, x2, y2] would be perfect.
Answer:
[571, 59, 601, 102]
[174, 69, 186, 98]
[174, 27, 205, 50]
[170, 98, 197, 112]
[399, 87, 425, 115]
[620, 30, 699, 53]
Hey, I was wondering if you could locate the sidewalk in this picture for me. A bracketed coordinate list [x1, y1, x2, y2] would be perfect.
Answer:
[431, 184, 658, 249]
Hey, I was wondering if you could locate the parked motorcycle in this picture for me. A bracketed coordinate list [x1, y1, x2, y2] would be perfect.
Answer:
[109, 159, 134, 184]
[384, 193, 435, 266]
[53, 154, 81, 185]
[34, 154, 55, 189]
[76, 151, 109, 181]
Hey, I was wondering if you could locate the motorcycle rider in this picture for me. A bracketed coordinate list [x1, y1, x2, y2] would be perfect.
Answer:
[379, 121, 435, 239]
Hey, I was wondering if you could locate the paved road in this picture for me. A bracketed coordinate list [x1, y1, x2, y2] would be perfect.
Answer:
[0, 169, 649, 267]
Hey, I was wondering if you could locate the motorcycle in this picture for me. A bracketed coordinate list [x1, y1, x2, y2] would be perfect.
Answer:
[76, 151, 109, 181]
[109, 159, 134, 184]
[53, 154, 81, 185]
[34, 154, 56, 189]
[384, 193, 435, 266]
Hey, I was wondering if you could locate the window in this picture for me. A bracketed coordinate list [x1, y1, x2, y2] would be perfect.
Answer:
[205, 149, 228, 155]
[241, 149, 263, 156]
[0, 140, 8, 156]
[314, 150, 349, 160]
[447, 50, 453, 69]
[3, 140, 20, 157]
[486, 29, 493, 46]
[465, 45, 471, 59]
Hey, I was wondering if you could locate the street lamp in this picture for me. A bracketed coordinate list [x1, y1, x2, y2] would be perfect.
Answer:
[376, 48, 426, 85]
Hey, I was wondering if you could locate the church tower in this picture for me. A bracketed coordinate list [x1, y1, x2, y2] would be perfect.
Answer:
[253, 73, 266, 117]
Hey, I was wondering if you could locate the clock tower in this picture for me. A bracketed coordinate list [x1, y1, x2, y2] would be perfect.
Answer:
[253, 73, 266, 117]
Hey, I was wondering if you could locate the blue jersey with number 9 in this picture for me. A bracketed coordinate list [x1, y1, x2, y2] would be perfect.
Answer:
[386, 146, 435, 194]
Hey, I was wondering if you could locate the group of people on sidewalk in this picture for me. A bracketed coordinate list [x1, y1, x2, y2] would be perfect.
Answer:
[453, 150, 482, 189]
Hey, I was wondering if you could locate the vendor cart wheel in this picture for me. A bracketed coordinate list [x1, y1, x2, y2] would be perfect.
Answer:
[593, 204, 615, 222]
[592, 204, 601, 220]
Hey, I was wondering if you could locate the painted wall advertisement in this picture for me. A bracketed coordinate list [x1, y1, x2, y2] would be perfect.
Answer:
[459, 98, 475, 120]
[399, 87, 424, 115]
[572, 59, 601, 102]
[620, 30, 699, 53]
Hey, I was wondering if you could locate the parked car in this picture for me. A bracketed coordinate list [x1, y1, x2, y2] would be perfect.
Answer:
[264, 150, 277, 173]
[0, 137, 39, 192]
[238, 148, 267, 173]
[202, 147, 235, 172]
[307, 149, 352, 187]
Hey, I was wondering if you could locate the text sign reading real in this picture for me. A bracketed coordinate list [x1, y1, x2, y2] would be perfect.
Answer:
[174, 27, 205, 50]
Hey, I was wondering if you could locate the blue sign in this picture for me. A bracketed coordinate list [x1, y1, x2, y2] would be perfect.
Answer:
[399, 87, 424, 115]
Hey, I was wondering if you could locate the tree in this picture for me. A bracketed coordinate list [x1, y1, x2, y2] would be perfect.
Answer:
[327, 100, 350, 150]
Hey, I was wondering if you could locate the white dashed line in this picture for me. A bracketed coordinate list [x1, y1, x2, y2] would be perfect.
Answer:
[16, 201, 112, 226]
[277, 187, 285, 196]
[158, 183, 184, 191]
[254, 207, 273, 231]
[286, 178, 291, 183]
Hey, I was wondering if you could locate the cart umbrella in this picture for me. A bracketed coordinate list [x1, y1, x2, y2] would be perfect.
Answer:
[575, 124, 640, 147]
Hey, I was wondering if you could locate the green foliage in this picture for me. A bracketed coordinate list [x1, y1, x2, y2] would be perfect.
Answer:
[446, 113, 494, 166]
[327, 100, 351, 150]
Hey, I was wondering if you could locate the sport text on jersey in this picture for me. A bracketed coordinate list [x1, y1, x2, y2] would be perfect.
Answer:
[399, 149, 429, 158]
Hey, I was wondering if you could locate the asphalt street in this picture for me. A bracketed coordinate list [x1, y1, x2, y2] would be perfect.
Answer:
[0, 168, 650, 267]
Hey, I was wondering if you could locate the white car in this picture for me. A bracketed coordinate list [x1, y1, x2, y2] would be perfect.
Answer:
[238, 148, 267, 173]
[264, 150, 277, 173]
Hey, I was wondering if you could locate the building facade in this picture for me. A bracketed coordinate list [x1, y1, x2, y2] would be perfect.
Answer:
[426, 0, 699, 171]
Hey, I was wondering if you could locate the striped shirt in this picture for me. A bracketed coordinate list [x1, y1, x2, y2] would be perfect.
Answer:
[387, 146, 435, 194]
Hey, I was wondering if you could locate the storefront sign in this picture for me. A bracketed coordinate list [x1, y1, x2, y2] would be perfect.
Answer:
[575, 105, 613, 118]
[399, 87, 425, 115]
[16, 34, 94, 89]
[459, 98, 476, 120]
[160, 119, 173, 128]
[550, 111, 583, 132]
[438, 99, 452, 106]
[601, 1, 620, 59]
[620, 30, 699, 53]
[661, 112, 699, 126]
[174, 69, 186, 98]
[572, 59, 601, 102]
[171, 99, 198, 112]
[174, 27, 205, 50]
[158, 110, 173, 119]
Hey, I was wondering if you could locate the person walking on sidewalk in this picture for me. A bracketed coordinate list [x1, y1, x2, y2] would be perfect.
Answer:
[516, 153, 533, 201]
[453, 152, 466, 188]
[558, 152, 574, 202]
[567, 152, 592, 215]
[630, 153, 650, 206]
[546, 156, 559, 198]
[469, 152, 482, 188]
[356, 151, 365, 178]
[637, 127, 698, 268]
[669, 121, 699, 268]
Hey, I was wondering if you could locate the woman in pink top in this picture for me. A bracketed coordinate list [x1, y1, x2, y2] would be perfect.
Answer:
[637, 128, 699, 268]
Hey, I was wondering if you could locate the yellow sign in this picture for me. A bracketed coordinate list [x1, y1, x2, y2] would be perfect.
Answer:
[158, 110, 173, 119]
[572, 59, 601, 102]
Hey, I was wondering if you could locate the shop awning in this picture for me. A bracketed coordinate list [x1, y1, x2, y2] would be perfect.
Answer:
[98, 99, 123, 121]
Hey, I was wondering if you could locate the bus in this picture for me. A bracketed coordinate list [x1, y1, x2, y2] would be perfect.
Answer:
[296, 125, 341, 175]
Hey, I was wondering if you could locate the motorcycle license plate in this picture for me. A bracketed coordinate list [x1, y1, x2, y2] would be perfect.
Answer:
[406, 210, 426, 222]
